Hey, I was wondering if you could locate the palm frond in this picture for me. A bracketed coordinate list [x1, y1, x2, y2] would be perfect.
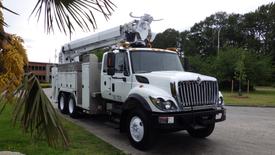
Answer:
[30, 0, 116, 36]
[0, 3, 19, 29]
[0, 4, 19, 15]
[12, 73, 69, 148]
[0, 18, 7, 28]
[0, 92, 7, 114]
[0, 75, 18, 113]
[0, 82, 13, 114]
[0, 32, 12, 50]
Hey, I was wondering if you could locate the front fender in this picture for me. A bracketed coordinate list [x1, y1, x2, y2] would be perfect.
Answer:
[124, 94, 151, 112]
[127, 85, 178, 112]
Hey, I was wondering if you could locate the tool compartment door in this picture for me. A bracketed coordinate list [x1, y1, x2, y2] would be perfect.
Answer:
[82, 63, 90, 110]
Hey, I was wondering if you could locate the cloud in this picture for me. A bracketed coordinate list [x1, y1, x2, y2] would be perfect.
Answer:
[24, 38, 35, 43]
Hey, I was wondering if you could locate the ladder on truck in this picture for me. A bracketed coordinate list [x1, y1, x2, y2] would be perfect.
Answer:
[59, 13, 161, 64]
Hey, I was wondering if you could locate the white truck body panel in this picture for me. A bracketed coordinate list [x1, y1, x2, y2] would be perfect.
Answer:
[80, 55, 101, 111]
[100, 50, 133, 102]
[51, 66, 58, 103]
[63, 26, 121, 52]
[59, 72, 78, 90]
[82, 63, 90, 110]
[110, 72, 132, 102]
[52, 54, 102, 113]
[100, 72, 112, 100]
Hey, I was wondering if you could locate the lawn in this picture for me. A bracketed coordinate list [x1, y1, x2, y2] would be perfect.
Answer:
[0, 104, 124, 155]
[223, 86, 275, 107]
[40, 83, 51, 88]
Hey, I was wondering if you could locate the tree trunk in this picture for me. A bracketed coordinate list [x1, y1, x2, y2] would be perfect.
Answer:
[238, 79, 242, 96]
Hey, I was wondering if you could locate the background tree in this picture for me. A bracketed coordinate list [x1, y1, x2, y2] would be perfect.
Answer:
[234, 51, 246, 96]
[153, 28, 179, 49]
[153, 2, 275, 88]
[0, 35, 28, 96]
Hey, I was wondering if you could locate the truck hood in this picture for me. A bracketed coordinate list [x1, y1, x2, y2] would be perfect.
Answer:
[136, 71, 217, 96]
[138, 71, 217, 83]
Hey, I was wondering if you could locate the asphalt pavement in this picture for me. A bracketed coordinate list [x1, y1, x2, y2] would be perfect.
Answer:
[44, 88, 275, 155]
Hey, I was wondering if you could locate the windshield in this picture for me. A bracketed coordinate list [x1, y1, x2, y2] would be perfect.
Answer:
[130, 50, 184, 73]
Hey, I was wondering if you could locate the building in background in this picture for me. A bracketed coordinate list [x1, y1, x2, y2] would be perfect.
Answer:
[28, 61, 56, 83]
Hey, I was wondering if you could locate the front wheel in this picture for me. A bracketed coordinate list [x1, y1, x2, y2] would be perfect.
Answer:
[127, 109, 155, 150]
[187, 123, 215, 138]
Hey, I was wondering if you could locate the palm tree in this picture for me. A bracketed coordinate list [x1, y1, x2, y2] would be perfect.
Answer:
[0, 0, 115, 148]
[30, 0, 115, 37]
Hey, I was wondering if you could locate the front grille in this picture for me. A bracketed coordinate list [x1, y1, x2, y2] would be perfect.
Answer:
[178, 81, 218, 107]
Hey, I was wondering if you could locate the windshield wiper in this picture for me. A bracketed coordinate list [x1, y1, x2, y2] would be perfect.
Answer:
[135, 70, 151, 73]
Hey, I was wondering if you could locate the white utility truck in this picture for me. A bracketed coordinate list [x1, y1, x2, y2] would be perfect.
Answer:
[52, 13, 226, 150]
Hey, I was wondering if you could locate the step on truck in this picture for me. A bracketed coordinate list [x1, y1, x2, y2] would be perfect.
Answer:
[52, 13, 226, 150]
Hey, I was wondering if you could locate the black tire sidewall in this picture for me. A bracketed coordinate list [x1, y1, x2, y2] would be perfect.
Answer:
[68, 95, 78, 118]
[127, 109, 154, 150]
[58, 93, 68, 114]
[188, 123, 215, 138]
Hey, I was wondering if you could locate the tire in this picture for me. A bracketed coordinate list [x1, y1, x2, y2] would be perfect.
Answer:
[187, 123, 215, 138]
[58, 93, 68, 114]
[127, 109, 155, 150]
[68, 94, 78, 118]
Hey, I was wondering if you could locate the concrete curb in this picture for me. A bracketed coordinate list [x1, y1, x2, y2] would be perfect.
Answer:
[0, 151, 24, 155]
[225, 104, 275, 108]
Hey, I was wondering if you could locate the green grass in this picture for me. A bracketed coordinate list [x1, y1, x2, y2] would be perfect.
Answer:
[0, 104, 124, 155]
[40, 83, 51, 88]
[224, 86, 275, 107]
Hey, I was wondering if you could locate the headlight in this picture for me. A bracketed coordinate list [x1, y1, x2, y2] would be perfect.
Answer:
[218, 91, 224, 107]
[149, 96, 177, 111]
[218, 96, 224, 106]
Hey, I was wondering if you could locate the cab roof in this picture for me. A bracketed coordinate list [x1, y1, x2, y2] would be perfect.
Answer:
[128, 48, 177, 53]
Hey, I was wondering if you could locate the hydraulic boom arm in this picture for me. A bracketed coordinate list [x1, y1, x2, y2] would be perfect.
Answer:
[59, 13, 160, 64]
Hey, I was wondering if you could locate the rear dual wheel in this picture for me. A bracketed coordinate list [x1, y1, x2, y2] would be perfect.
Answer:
[68, 95, 79, 118]
[58, 93, 68, 114]
[58, 93, 79, 118]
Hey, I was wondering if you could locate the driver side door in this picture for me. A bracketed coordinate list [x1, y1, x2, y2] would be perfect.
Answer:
[110, 51, 132, 102]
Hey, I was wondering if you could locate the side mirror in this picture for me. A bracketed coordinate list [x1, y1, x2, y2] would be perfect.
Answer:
[183, 57, 189, 71]
[124, 69, 130, 76]
[123, 57, 130, 76]
[107, 52, 115, 76]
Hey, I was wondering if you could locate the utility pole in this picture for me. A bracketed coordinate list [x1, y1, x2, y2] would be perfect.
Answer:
[176, 36, 184, 59]
[176, 35, 188, 71]
[54, 49, 57, 63]
[217, 27, 221, 56]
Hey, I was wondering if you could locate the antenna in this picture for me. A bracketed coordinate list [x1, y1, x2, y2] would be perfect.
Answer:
[54, 49, 57, 63]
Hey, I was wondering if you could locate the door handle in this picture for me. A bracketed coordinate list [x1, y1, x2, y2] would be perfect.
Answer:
[112, 83, 115, 92]
[112, 76, 126, 82]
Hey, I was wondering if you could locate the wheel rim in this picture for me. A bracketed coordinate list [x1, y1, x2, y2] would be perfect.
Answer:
[60, 96, 65, 110]
[68, 98, 74, 114]
[130, 116, 144, 142]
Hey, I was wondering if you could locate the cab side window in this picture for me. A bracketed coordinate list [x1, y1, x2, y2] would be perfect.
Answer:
[115, 52, 129, 74]
[103, 54, 107, 73]
[115, 52, 124, 73]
